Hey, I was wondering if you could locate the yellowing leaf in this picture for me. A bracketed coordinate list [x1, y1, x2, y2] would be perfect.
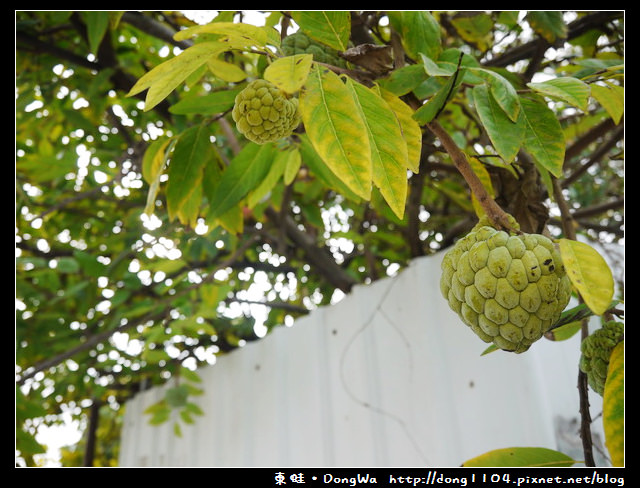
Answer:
[299, 66, 372, 200]
[143, 138, 174, 216]
[591, 81, 624, 124]
[346, 79, 408, 219]
[603, 341, 624, 466]
[468, 156, 495, 218]
[174, 22, 271, 49]
[527, 77, 591, 111]
[127, 41, 224, 111]
[463, 447, 575, 467]
[264, 54, 313, 94]
[283, 147, 302, 185]
[377, 87, 422, 173]
[558, 239, 614, 315]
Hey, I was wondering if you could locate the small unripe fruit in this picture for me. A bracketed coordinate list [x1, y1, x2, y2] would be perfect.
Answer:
[579, 321, 624, 395]
[231, 79, 301, 144]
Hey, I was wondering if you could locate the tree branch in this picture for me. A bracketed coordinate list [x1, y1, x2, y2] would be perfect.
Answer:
[426, 120, 516, 231]
[264, 207, 358, 294]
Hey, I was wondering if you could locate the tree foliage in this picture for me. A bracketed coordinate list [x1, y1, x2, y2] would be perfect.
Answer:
[16, 11, 623, 467]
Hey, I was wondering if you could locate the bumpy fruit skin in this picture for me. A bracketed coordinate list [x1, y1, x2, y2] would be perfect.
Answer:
[579, 321, 624, 395]
[281, 32, 347, 68]
[231, 79, 301, 144]
[440, 216, 572, 353]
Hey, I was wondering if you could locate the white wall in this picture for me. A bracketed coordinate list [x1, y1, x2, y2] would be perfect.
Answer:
[118, 252, 608, 467]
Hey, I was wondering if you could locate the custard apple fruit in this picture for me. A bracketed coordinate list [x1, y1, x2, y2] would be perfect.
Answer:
[440, 216, 572, 353]
[231, 79, 301, 144]
[579, 321, 624, 395]
[281, 31, 347, 68]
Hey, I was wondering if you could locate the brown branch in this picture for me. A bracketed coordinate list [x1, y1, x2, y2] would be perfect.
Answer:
[121, 11, 193, 50]
[426, 120, 516, 231]
[264, 207, 358, 294]
[552, 177, 596, 466]
[563, 124, 624, 188]
[485, 11, 623, 69]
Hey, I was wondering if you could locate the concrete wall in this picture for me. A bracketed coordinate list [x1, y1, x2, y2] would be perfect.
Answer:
[118, 252, 607, 467]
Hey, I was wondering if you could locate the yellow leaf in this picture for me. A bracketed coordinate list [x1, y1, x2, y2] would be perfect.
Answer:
[127, 42, 224, 111]
[603, 341, 624, 466]
[558, 239, 614, 315]
[346, 79, 408, 219]
[264, 54, 313, 95]
[463, 447, 575, 467]
[299, 65, 372, 200]
[377, 87, 422, 173]
[207, 58, 247, 82]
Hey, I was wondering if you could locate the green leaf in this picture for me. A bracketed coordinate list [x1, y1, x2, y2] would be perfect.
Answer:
[399, 11, 441, 61]
[468, 68, 521, 122]
[590, 81, 624, 124]
[527, 77, 591, 111]
[420, 53, 456, 76]
[603, 341, 624, 466]
[18, 153, 77, 183]
[206, 142, 276, 220]
[473, 84, 524, 164]
[247, 148, 290, 208]
[413, 69, 465, 125]
[545, 321, 581, 341]
[166, 384, 190, 408]
[127, 41, 224, 111]
[558, 239, 614, 315]
[169, 88, 240, 115]
[299, 65, 372, 199]
[378, 87, 422, 173]
[144, 401, 171, 425]
[463, 447, 575, 467]
[264, 54, 313, 94]
[166, 125, 214, 220]
[520, 97, 566, 177]
[291, 11, 350, 51]
[378, 64, 428, 96]
[180, 368, 202, 384]
[81, 11, 110, 54]
[346, 79, 408, 219]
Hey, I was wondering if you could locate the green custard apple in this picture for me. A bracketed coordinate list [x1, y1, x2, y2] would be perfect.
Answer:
[232, 79, 301, 144]
[281, 31, 347, 68]
[440, 215, 572, 353]
[579, 321, 624, 395]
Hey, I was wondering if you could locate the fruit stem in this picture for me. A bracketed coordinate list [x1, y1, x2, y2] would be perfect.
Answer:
[426, 120, 518, 232]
